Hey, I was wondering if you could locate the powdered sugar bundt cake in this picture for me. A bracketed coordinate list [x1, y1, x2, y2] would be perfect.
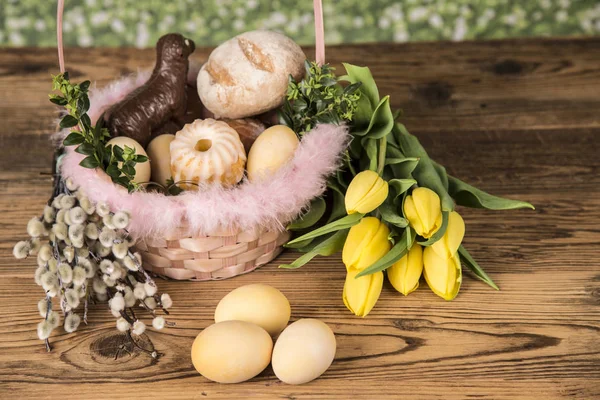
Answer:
[170, 119, 246, 189]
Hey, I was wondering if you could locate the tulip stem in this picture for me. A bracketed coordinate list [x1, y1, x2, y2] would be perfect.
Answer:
[377, 136, 387, 176]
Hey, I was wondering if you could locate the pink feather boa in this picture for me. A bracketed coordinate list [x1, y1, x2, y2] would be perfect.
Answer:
[56, 69, 349, 239]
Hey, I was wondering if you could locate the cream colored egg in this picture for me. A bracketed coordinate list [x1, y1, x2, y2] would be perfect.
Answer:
[191, 320, 273, 383]
[246, 125, 299, 181]
[106, 137, 151, 184]
[272, 319, 336, 385]
[146, 134, 175, 187]
[215, 284, 291, 336]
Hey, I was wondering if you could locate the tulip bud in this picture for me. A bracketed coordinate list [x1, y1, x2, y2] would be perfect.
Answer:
[343, 267, 384, 317]
[403, 187, 443, 238]
[387, 243, 423, 296]
[342, 217, 391, 271]
[431, 211, 465, 259]
[345, 170, 389, 214]
[423, 246, 462, 300]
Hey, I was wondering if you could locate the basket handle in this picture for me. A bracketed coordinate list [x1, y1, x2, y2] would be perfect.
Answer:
[56, 0, 326, 73]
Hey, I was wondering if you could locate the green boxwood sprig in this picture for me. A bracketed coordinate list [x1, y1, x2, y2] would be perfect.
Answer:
[51, 72, 147, 193]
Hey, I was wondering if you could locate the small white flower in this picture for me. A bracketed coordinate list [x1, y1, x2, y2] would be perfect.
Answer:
[72, 266, 87, 286]
[47, 311, 60, 328]
[38, 244, 52, 262]
[116, 317, 131, 332]
[41, 272, 59, 292]
[36, 253, 47, 267]
[102, 214, 115, 229]
[37, 298, 49, 317]
[52, 223, 68, 240]
[58, 262, 73, 283]
[112, 243, 129, 259]
[55, 209, 66, 224]
[34, 266, 46, 286]
[52, 194, 65, 209]
[94, 242, 111, 257]
[92, 277, 107, 294]
[37, 320, 53, 340]
[132, 320, 146, 335]
[64, 313, 81, 333]
[69, 207, 87, 225]
[124, 291, 136, 308]
[112, 211, 130, 229]
[76, 246, 89, 258]
[65, 177, 79, 191]
[123, 256, 139, 271]
[79, 196, 95, 215]
[65, 288, 80, 308]
[48, 258, 58, 273]
[111, 308, 122, 318]
[133, 284, 146, 300]
[160, 293, 172, 309]
[144, 282, 157, 297]
[13, 241, 30, 259]
[63, 246, 75, 263]
[152, 316, 165, 330]
[96, 202, 110, 217]
[103, 275, 116, 287]
[60, 195, 76, 210]
[79, 258, 96, 278]
[144, 296, 157, 310]
[85, 223, 99, 240]
[99, 228, 116, 247]
[109, 293, 125, 312]
[109, 264, 123, 280]
[99, 259, 114, 274]
[68, 224, 85, 243]
[43, 205, 56, 223]
[27, 217, 45, 238]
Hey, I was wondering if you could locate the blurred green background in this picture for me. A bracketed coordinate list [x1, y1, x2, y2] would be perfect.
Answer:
[2, 0, 599, 47]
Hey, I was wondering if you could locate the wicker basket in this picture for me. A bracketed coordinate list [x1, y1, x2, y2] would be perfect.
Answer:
[135, 226, 290, 281]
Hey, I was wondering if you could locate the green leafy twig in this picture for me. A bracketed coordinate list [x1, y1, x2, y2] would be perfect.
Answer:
[279, 60, 362, 135]
[51, 72, 147, 193]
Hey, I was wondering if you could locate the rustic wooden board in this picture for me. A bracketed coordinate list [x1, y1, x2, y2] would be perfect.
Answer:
[1, 39, 599, 399]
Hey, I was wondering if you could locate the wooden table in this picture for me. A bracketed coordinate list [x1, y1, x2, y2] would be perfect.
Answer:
[1, 39, 599, 399]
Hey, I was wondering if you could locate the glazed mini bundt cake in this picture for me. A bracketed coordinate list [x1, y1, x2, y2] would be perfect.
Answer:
[170, 118, 246, 189]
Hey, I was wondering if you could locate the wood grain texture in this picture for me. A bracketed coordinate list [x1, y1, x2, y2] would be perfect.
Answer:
[1, 39, 600, 399]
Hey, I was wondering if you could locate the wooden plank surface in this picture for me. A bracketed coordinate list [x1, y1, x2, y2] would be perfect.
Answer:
[1, 39, 599, 399]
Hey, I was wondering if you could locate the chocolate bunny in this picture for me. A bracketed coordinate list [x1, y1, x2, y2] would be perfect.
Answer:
[104, 33, 196, 147]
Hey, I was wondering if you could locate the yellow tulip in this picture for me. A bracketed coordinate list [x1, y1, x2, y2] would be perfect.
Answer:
[404, 187, 443, 238]
[343, 267, 384, 317]
[431, 211, 465, 259]
[423, 246, 462, 301]
[345, 170, 389, 214]
[342, 217, 391, 271]
[387, 243, 423, 296]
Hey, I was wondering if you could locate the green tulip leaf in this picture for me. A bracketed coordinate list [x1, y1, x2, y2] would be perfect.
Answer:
[287, 213, 364, 245]
[458, 245, 499, 290]
[356, 228, 416, 277]
[280, 230, 349, 269]
[287, 197, 327, 231]
[284, 237, 314, 249]
[341, 63, 380, 108]
[448, 175, 535, 210]
[351, 91, 374, 130]
[363, 137, 378, 171]
[354, 96, 394, 139]
[327, 185, 348, 223]
[432, 160, 449, 191]
[417, 211, 449, 246]
[395, 123, 454, 212]
[379, 202, 409, 228]
[389, 178, 417, 202]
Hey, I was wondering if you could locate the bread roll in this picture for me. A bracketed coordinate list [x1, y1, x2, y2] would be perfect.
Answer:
[197, 30, 305, 119]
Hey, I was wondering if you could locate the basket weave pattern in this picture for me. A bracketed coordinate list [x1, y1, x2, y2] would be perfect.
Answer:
[135, 226, 291, 281]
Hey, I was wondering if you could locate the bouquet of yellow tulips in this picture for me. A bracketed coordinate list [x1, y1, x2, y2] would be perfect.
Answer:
[280, 62, 534, 317]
